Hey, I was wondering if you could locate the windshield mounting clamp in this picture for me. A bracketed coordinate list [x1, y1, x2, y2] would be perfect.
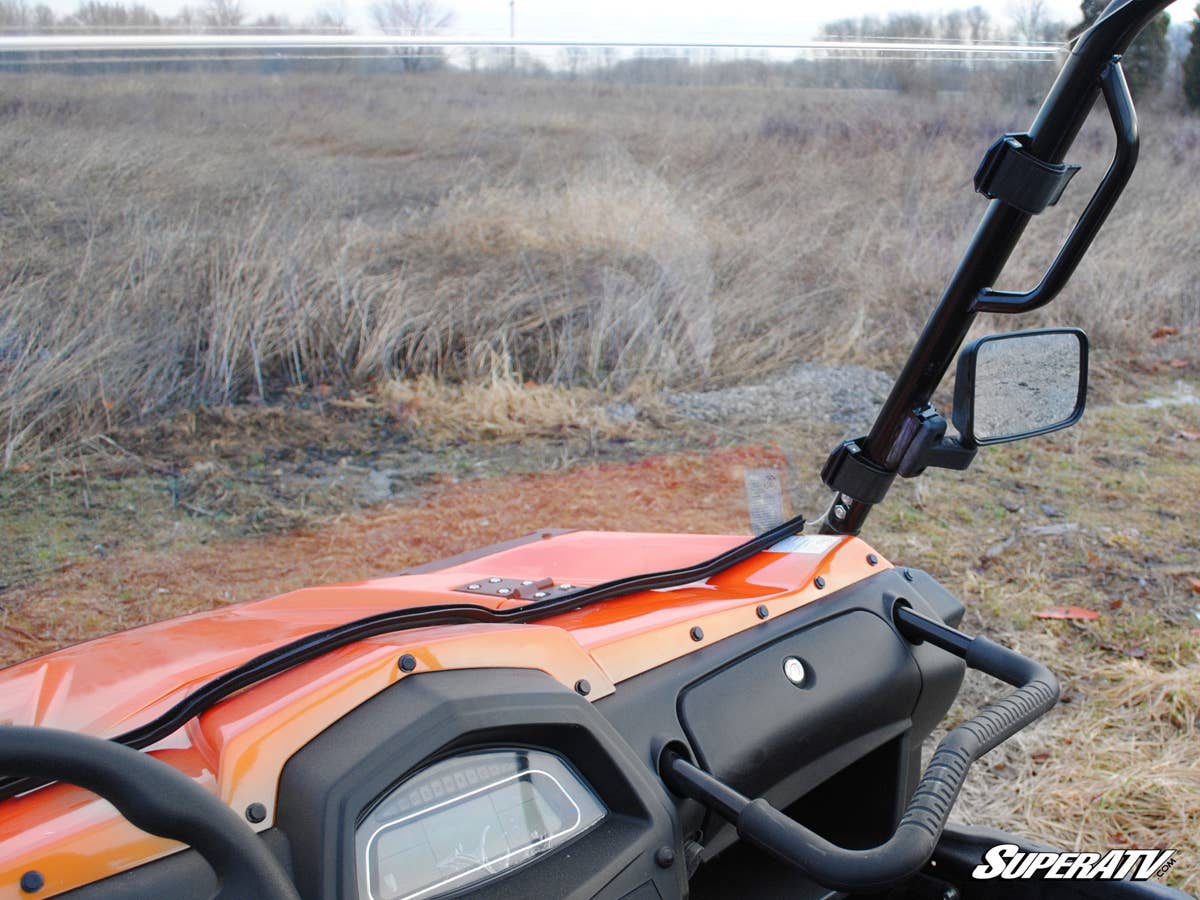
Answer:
[820, 439, 895, 506]
[974, 133, 1081, 215]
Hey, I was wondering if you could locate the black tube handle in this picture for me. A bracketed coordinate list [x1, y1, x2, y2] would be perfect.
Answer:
[662, 612, 1059, 893]
[973, 57, 1138, 315]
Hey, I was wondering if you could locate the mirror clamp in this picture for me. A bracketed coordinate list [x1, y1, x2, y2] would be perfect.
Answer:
[974, 133, 1081, 216]
[896, 407, 977, 478]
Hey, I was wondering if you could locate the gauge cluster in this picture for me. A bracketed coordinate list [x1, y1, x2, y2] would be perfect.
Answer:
[275, 667, 685, 900]
[355, 749, 606, 900]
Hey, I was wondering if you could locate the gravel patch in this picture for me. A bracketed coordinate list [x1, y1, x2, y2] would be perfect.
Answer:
[664, 363, 894, 430]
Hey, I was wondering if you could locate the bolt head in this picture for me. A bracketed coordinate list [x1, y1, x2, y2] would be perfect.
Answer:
[488, 577, 502, 583]
[19, 871, 44, 894]
[560, 583, 573, 589]
[814, 576, 826, 589]
[756, 604, 769, 620]
[783, 657, 806, 686]
[467, 583, 481, 590]
[833, 504, 848, 520]
[521, 580, 534, 585]
[574, 678, 591, 696]
[497, 588, 511, 595]
[398, 653, 417, 673]
[689, 626, 704, 642]
[655, 846, 676, 869]
[245, 802, 268, 824]
[534, 591, 547, 598]
[867, 554, 879, 566]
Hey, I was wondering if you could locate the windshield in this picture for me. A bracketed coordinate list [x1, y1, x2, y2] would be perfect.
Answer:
[0, 4, 1198, 885]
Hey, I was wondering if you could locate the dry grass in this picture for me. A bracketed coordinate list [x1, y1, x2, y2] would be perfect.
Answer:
[1, 69, 1197, 464]
[951, 656, 1200, 891]
[379, 372, 621, 441]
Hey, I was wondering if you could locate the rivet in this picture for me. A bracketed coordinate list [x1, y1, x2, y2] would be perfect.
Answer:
[467, 583, 481, 590]
[534, 591, 547, 598]
[245, 802, 267, 824]
[814, 576, 826, 589]
[575, 679, 591, 696]
[521, 580, 534, 585]
[756, 604, 769, 619]
[655, 846, 676, 869]
[398, 654, 417, 672]
[867, 554, 879, 566]
[903, 569, 915, 582]
[560, 584, 573, 589]
[488, 577, 502, 584]
[783, 657, 806, 686]
[690, 626, 704, 642]
[19, 871, 44, 894]
[497, 588, 511, 595]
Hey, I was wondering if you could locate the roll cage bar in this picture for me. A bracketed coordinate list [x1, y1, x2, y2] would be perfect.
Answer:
[819, 0, 1174, 536]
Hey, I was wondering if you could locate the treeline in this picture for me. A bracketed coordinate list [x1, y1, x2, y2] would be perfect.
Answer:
[0, 0, 346, 32]
[820, 2, 1193, 104]
[3, 0, 1199, 109]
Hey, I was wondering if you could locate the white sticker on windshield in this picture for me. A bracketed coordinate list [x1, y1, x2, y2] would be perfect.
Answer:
[769, 535, 841, 555]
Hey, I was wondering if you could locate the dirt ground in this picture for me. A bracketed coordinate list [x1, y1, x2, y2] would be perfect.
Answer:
[0, 442, 791, 662]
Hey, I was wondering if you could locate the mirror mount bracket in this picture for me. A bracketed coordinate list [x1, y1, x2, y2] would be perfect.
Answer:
[821, 406, 975, 507]
[896, 406, 977, 478]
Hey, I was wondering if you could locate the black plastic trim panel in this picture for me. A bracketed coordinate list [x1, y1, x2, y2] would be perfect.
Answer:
[59, 829, 293, 899]
[595, 568, 966, 890]
[276, 667, 685, 900]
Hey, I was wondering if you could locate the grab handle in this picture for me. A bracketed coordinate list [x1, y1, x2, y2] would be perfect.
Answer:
[973, 57, 1137, 315]
[661, 608, 1058, 893]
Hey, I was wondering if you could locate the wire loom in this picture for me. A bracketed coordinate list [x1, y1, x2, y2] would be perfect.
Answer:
[0, 514, 805, 802]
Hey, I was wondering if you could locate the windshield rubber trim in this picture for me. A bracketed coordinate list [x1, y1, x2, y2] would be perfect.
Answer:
[0, 514, 805, 802]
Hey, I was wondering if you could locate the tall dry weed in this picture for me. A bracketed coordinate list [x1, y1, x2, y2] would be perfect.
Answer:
[0, 70, 1196, 463]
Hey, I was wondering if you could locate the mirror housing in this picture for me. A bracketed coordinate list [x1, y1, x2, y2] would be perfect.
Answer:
[952, 327, 1088, 447]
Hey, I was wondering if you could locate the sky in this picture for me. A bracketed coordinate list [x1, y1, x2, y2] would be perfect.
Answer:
[37, 0, 1200, 38]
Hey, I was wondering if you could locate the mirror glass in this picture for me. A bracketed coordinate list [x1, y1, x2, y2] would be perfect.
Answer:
[971, 331, 1083, 443]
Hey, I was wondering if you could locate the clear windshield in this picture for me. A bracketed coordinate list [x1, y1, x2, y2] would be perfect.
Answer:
[1, 9, 1192, 656]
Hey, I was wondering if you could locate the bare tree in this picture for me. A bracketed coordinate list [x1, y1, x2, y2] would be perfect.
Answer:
[69, 2, 163, 29]
[1009, 0, 1064, 43]
[202, 0, 243, 29]
[1010, 0, 1045, 41]
[370, 0, 453, 34]
[371, 0, 454, 72]
[308, 1, 347, 31]
[966, 5, 993, 42]
[0, 0, 31, 29]
[252, 13, 291, 30]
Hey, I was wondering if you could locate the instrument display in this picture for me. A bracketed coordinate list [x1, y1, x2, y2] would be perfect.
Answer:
[355, 748, 606, 900]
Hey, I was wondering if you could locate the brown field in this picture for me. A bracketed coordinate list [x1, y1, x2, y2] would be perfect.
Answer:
[0, 65, 1198, 888]
[0, 68, 1197, 463]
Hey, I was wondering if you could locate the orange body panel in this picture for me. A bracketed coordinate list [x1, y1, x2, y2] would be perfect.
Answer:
[0, 530, 888, 899]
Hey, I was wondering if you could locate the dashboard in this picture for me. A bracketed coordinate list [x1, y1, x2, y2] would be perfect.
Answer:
[60, 566, 965, 900]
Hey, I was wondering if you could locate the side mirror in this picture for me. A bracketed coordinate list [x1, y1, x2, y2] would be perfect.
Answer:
[952, 327, 1088, 447]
